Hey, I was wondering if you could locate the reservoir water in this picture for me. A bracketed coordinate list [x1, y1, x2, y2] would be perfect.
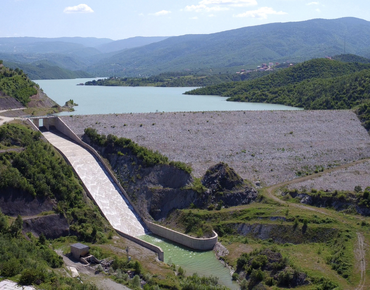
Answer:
[34, 78, 300, 288]
[34, 78, 301, 115]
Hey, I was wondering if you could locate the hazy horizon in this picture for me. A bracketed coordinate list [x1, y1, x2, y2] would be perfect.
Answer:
[1, 1, 369, 40]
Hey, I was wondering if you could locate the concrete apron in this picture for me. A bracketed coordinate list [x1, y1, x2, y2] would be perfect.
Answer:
[42, 131, 146, 237]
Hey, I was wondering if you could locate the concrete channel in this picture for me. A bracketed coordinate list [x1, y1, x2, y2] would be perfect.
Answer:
[26, 117, 218, 262]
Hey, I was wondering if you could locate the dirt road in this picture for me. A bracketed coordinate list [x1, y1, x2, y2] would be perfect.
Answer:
[264, 158, 370, 290]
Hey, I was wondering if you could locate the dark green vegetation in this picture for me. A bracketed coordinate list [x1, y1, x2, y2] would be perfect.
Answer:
[0, 61, 37, 106]
[85, 70, 273, 87]
[356, 102, 370, 132]
[0, 210, 97, 289]
[284, 187, 370, 215]
[235, 247, 309, 289]
[4, 61, 92, 80]
[187, 57, 370, 111]
[333, 54, 370, 64]
[84, 127, 192, 173]
[0, 123, 110, 242]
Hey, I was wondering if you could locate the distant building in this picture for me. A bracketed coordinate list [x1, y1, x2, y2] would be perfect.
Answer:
[70, 243, 89, 260]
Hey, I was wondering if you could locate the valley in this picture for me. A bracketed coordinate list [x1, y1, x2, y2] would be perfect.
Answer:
[1, 16, 370, 289]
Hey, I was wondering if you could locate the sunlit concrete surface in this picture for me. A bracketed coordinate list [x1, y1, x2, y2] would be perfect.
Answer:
[43, 131, 146, 237]
[0, 280, 35, 290]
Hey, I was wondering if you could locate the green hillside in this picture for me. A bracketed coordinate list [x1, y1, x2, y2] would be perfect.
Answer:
[85, 70, 274, 87]
[4, 61, 92, 80]
[332, 54, 370, 64]
[186, 58, 370, 108]
[88, 17, 370, 77]
[0, 123, 110, 288]
[0, 61, 37, 106]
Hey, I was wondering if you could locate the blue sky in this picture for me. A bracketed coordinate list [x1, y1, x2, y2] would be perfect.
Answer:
[1, 0, 369, 40]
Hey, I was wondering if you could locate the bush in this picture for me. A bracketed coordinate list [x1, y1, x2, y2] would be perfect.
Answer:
[19, 268, 45, 285]
[131, 275, 141, 289]
[232, 272, 239, 281]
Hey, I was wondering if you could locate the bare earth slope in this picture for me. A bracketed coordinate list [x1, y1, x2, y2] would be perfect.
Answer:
[62, 110, 370, 186]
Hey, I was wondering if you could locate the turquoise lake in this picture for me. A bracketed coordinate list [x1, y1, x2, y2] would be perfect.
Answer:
[34, 78, 301, 115]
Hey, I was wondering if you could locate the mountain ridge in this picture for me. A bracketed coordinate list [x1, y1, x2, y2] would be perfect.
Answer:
[87, 17, 370, 77]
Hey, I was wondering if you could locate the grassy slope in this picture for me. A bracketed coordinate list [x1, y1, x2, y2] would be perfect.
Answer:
[169, 200, 364, 289]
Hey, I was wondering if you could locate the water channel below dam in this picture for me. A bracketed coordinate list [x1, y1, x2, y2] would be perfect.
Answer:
[140, 235, 238, 290]
[34, 78, 302, 289]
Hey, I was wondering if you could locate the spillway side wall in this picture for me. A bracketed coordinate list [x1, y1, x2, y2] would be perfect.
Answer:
[52, 117, 218, 252]
[146, 222, 218, 251]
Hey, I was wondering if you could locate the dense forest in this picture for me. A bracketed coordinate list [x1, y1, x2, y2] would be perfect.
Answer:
[84, 70, 277, 87]
[0, 60, 38, 106]
[185, 57, 370, 130]
[186, 58, 370, 101]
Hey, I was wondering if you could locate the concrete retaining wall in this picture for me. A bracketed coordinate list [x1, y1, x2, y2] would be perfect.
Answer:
[115, 230, 164, 261]
[146, 222, 218, 251]
[30, 117, 218, 255]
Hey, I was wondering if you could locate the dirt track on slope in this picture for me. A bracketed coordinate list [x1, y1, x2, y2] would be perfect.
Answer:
[355, 232, 366, 290]
[264, 158, 369, 290]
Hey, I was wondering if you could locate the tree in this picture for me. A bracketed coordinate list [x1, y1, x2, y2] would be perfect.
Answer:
[131, 275, 141, 289]
[0, 209, 8, 232]
[9, 215, 23, 237]
[38, 233, 46, 245]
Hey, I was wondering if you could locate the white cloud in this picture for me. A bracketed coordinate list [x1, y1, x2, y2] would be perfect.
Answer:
[184, 4, 229, 12]
[234, 7, 287, 19]
[152, 10, 172, 16]
[200, 0, 257, 7]
[63, 4, 94, 14]
[185, 0, 257, 13]
[316, 8, 321, 13]
[307, 2, 319, 5]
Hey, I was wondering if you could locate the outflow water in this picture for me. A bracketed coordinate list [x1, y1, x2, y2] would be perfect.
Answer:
[140, 235, 238, 290]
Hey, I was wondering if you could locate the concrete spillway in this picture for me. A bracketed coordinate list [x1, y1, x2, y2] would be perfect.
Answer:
[43, 131, 146, 237]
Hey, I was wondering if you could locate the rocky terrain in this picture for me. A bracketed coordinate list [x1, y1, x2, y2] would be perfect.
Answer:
[62, 110, 370, 186]
[0, 95, 23, 110]
[288, 160, 370, 192]
[83, 131, 258, 221]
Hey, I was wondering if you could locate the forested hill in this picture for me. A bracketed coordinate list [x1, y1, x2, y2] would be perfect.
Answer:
[88, 17, 370, 77]
[0, 60, 38, 106]
[0, 61, 62, 112]
[4, 61, 92, 80]
[186, 57, 370, 131]
[185, 58, 370, 108]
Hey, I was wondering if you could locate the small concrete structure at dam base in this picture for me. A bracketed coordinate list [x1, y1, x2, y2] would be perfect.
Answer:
[26, 116, 218, 261]
[70, 243, 90, 260]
